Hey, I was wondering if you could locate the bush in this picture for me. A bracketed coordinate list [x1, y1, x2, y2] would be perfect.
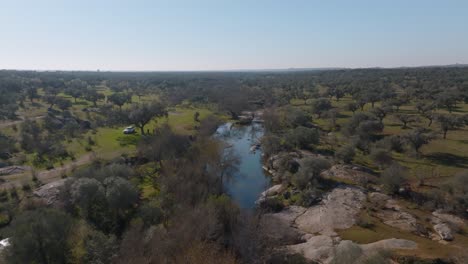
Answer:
[285, 126, 320, 150]
[87, 136, 96, 146]
[335, 145, 356, 164]
[380, 163, 407, 194]
[293, 157, 331, 190]
[296, 188, 323, 207]
[22, 184, 31, 192]
[259, 197, 284, 213]
[370, 148, 393, 169]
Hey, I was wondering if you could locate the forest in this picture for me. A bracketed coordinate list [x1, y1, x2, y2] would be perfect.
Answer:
[0, 67, 468, 263]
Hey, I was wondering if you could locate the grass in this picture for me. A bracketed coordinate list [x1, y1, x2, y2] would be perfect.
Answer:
[301, 95, 468, 187]
[337, 209, 468, 260]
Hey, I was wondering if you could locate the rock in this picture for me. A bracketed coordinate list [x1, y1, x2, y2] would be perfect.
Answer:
[433, 223, 453, 241]
[266, 206, 307, 226]
[361, 238, 417, 252]
[33, 179, 66, 205]
[294, 187, 366, 234]
[261, 206, 307, 245]
[369, 192, 423, 234]
[0, 165, 30, 176]
[432, 211, 465, 230]
[376, 210, 419, 233]
[256, 184, 285, 205]
[287, 236, 417, 264]
[321, 165, 375, 185]
[287, 235, 335, 263]
[261, 184, 285, 197]
[0, 238, 10, 252]
[430, 210, 465, 241]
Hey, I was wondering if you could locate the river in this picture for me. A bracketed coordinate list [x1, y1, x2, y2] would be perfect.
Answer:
[215, 122, 271, 208]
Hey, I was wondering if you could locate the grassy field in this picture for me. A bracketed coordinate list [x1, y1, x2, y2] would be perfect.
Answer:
[292, 95, 468, 187]
[338, 206, 468, 260]
[0, 87, 220, 175]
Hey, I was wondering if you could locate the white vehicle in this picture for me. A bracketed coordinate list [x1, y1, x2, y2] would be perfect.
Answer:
[123, 126, 136, 134]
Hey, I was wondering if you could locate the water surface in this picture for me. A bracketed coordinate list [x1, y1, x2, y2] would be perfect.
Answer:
[215, 122, 270, 208]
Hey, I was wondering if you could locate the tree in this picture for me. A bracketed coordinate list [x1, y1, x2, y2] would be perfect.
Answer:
[70, 178, 106, 219]
[395, 114, 418, 129]
[436, 90, 459, 113]
[108, 93, 130, 110]
[402, 128, 432, 156]
[380, 163, 407, 194]
[26, 87, 39, 103]
[0, 132, 16, 159]
[194, 111, 200, 122]
[56, 97, 72, 111]
[371, 106, 392, 124]
[345, 113, 383, 139]
[82, 231, 118, 264]
[436, 114, 465, 139]
[104, 177, 139, 211]
[293, 157, 331, 190]
[327, 86, 345, 101]
[335, 144, 356, 164]
[370, 148, 393, 169]
[44, 94, 57, 108]
[416, 101, 436, 127]
[311, 98, 332, 118]
[285, 126, 320, 149]
[128, 101, 167, 135]
[5, 209, 74, 264]
[83, 87, 105, 106]
[137, 124, 191, 165]
[345, 102, 359, 115]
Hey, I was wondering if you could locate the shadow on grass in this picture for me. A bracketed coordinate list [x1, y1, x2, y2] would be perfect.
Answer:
[117, 134, 140, 146]
[425, 152, 468, 169]
[73, 101, 90, 106]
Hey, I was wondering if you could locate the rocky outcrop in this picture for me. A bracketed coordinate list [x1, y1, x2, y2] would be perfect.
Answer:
[295, 187, 366, 234]
[433, 223, 453, 241]
[369, 192, 421, 234]
[33, 179, 66, 205]
[287, 235, 335, 263]
[430, 211, 465, 241]
[360, 238, 417, 252]
[321, 165, 376, 185]
[287, 236, 417, 264]
[376, 210, 419, 233]
[0, 166, 30, 176]
[256, 184, 286, 204]
[263, 186, 419, 263]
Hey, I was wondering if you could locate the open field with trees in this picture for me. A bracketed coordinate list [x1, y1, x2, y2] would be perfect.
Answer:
[0, 67, 468, 263]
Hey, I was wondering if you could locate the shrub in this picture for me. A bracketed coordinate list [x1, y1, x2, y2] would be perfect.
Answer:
[370, 148, 393, 169]
[22, 184, 31, 192]
[293, 157, 331, 190]
[285, 126, 320, 150]
[380, 163, 407, 194]
[259, 197, 284, 213]
[335, 145, 356, 164]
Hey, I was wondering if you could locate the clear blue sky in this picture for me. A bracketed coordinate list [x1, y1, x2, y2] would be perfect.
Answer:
[1, 0, 467, 71]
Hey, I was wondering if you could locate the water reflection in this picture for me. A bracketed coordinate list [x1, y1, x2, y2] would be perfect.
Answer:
[214, 123, 270, 208]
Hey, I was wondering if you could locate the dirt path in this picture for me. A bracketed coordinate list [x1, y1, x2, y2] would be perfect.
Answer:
[0, 115, 45, 129]
[0, 152, 95, 189]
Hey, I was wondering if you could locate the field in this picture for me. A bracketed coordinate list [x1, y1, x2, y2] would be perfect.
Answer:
[292, 95, 468, 187]
[0, 87, 220, 189]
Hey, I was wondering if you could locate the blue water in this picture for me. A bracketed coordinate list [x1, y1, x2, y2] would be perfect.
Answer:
[215, 123, 271, 208]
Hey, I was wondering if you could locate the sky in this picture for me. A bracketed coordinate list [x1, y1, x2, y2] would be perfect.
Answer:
[1, 0, 467, 71]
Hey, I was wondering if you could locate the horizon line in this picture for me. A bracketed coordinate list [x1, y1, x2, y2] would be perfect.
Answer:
[1, 63, 468, 73]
